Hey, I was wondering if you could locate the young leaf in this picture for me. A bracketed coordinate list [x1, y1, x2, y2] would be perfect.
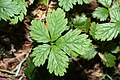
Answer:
[92, 7, 108, 21]
[0, 0, 19, 21]
[102, 52, 116, 67]
[98, 0, 112, 8]
[73, 14, 91, 32]
[56, 29, 97, 60]
[92, 23, 120, 41]
[47, 45, 69, 76]
[46, 8, 68, 41]
[32, 44, 50, 66]
[30, 20, 50, 43]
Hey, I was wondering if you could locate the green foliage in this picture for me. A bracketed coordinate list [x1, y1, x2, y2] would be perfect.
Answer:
[72, 14, 91, 33]
[102, 52, 116, 67]
[58, 0, 92, 11]
[30, 8, 97, 76]
[0, 0, 27, 24]
[0, 0, 19, 21]
[98, 0, 112, 8]
[93, 7, 108, 21]
[91, 0, 120, 41]
[90, 23, 120, 41]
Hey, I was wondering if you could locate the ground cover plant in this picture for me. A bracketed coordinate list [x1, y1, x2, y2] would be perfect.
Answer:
[0, 0, 120, 80]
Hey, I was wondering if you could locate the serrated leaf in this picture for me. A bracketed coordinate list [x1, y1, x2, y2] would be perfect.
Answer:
[32, 44, 50, 66]
[109, 7, 120, 22]
[77, 0, 92, 4]
[47, 45, 69, 76]
[0, 0, 19, 21]
[98, 0, 112, 8]
[89, 22, 97, 39]
[102, 52, 116, 67]
[58, 0, 92, 11]
[73, 14, 91, 32]
[56, 29, 97, 60]
[30, 20, 50, 43]
[10, 0, 27, 24]
[58, 0, 77, 11]
[46, 8, 68, 41]
[93, 23, 119, 41]
[93, 7, 108, 21]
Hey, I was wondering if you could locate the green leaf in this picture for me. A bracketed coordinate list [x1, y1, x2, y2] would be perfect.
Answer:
[89, 22, 97, 39]
[46, 8, 68, 41]
[30, 8, 97, 76]
[47, 45, 69, 76]
[58, 0, 92, 11]
[77, 0, 92, 4]
[109, 7, 120, 22]
[93, 23, 120, 41]
[0, 0, 19, 21]
[73, 14, 91, 32]
[56, 29, 97, 60]
[10, 0, 27, 24]
[93, 7, 108, 21]
[30, 20, 50, 43]
[32, 44, 50, 66]
[102, 52, 116, 67]
[0, 0, 27, 24]
[98, 0, 112, 8]
[58, 0, 76, 11]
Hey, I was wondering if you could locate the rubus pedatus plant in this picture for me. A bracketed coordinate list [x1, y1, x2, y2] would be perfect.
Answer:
[0, 0, 120, 77]
[29, 0, 120, 76]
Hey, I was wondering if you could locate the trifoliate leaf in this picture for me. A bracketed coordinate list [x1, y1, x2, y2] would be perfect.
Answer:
[47, 45, 69, 76]
[56, 29, 97, 60]
[32, 44, 50, 66]
[0, 0, 19, 21]
[30, 20, 50, 43]
[93, 23, 120, 41]
[102, 52, 116, 67]
[98, 0, 112, 8]
[93, 7, 108, 21]
[46, 8, 68, 41]
[73, 14, 91, 33]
